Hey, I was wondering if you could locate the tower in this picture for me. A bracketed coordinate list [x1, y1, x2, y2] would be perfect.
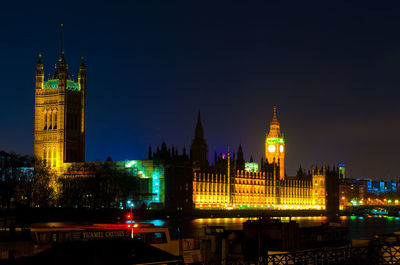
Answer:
[265, 107, 285, 180]
[34, 47, 86, 173]
[190, 110, 209, 170]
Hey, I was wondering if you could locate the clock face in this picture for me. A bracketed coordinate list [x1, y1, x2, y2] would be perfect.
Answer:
[280, 145, 284, 153]
[268, 144, 276, 153]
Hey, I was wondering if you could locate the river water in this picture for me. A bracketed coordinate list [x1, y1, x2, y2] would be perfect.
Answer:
[142, 216, 400, 240]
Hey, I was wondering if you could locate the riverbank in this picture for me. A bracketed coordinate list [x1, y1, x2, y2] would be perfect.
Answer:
[0, 208, 329, 225]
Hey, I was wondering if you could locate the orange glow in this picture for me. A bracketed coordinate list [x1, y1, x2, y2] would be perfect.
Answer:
[193, 170, 326, 210]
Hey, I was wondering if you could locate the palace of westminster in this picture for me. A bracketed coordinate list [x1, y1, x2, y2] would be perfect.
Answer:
[33, 49, 338, 212]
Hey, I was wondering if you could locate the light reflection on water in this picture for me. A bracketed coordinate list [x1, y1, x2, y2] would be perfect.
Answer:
[138, 219, 166, 226]
[182, 216, 400, 240]
[188, 216, 328, 237]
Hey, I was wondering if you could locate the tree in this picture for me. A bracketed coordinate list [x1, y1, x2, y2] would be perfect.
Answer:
[32, 158, 55, 207]
[58, 161, 140, 209]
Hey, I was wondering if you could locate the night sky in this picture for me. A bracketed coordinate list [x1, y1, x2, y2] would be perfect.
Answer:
[1, 1, 400, 178]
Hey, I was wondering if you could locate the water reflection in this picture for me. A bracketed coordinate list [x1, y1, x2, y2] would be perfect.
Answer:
[138, 219, 166, 226]
[183, 216, 400, 240]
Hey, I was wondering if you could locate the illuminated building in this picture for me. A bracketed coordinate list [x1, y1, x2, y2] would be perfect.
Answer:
[63, 160, 166, 206]
[193, 164, 326, 210]
[61, 143, 194, 210]
[34, 49, 86, 174]
[190, 110, 327, 210]
[265, 107, 285, 180]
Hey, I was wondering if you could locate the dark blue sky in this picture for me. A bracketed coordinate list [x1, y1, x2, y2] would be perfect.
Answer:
[1, 1, 400, 178]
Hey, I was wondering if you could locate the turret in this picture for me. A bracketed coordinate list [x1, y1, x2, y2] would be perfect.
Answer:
[148, 145, 152, 160]
[78, 56, 87, 90]
[35, 53, 44, 90]
[190, 110, 209, 169]
[57, 51, 68, 89]
[236, 145, 245, 171]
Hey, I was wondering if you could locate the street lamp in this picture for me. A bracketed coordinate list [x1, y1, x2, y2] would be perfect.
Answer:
[130, 202, 134, 238]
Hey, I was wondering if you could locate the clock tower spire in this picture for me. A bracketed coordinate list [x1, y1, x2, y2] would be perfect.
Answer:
[265, 106, 285, 179]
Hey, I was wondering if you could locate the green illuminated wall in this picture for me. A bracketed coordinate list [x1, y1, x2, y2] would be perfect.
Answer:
[266, 137, 284, 144]
[245, 162, 259, 172]
[43, 79, 80, 90]
[124, 160, 165, 205]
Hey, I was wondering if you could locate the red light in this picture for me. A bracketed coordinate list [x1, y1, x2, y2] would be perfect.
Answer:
[127, 224, 131, 228]
[127, 214, 131, 219]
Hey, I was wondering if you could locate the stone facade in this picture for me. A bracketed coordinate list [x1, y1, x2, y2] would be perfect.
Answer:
[34, 52, 86, 174]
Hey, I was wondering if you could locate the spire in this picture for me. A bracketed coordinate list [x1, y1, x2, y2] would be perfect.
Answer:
[271, 106, 278, 125]
[148, 145, 152, 160]
[37, 53, 43, 65]
[197, 109, 201, 124]
[190, 110, 208, 169]
[58, 24, 67, 70]
[194, 109, 204, 139]
[80, 56, 85, 68]
[267, 106, 282, 138]
[36, 53, 43, 73]
[236, 145, 244, 171]
[60, 24, 64, 57]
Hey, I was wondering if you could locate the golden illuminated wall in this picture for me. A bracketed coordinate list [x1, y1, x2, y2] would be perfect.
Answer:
[34, 53, 86, 175]
[278, 179, 313, 209]
[193, 169, 326, 210]
[234, 171, 267, 207]
[311, 168, 326, 209]
[193, 172, 230, 207]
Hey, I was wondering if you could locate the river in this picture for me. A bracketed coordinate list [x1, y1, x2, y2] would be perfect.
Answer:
[140, 216, 400, 240]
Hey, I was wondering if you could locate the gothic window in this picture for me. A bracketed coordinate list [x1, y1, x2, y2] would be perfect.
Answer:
[53, 111, 57, 129]
[52, 148, 56, 167]
[43, 148, 47, 166]
[320, 180, 324, 186]
[48, 111, 52, 130]
[47, 148, 51, 167]
[44, 112, 47, 130]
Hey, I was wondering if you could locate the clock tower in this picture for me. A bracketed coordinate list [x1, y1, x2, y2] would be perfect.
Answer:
[265, 107, 285, 180]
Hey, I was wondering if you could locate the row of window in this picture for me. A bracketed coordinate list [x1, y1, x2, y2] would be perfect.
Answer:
[314, 180, 324, 186]
[43, 111, 57, 130]
[236, 180, 264, 185]
[43, 111, 81, 131]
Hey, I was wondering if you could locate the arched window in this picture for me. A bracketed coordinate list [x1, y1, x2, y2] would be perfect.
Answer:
[52, 148, 56, 167]
[43, 112, 47, 130]
[48, 111, 52, 130]
[48, 148, 52, 167]
[43, 148, 47, 166]
[53, 111, 57, 129]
